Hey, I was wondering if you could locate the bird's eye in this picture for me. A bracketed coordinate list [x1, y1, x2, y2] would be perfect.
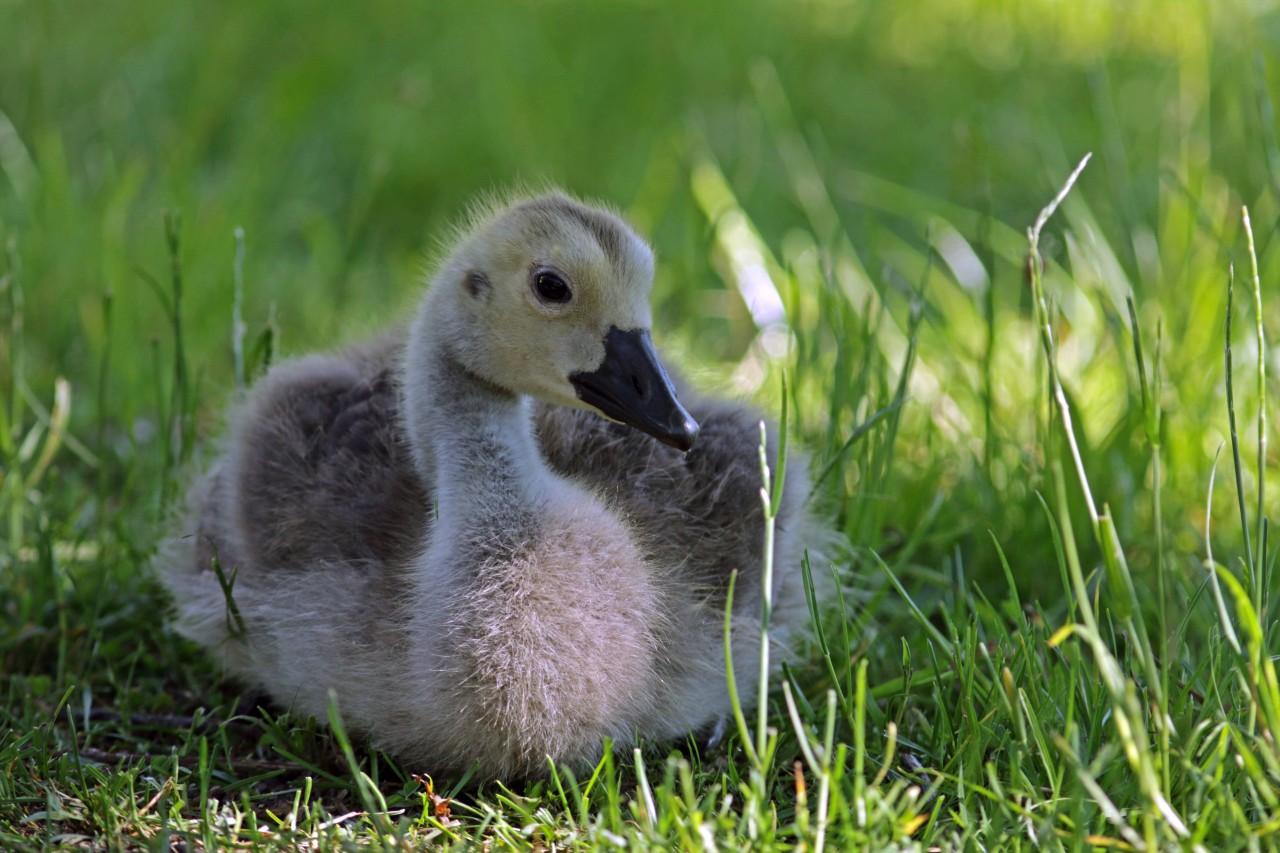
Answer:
[533, 271, 572, 304]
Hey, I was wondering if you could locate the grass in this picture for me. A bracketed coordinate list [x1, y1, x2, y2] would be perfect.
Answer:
[4, 0, 1280, 848]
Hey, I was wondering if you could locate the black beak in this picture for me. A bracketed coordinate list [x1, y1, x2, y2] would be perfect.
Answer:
[570, 327, 700, 452]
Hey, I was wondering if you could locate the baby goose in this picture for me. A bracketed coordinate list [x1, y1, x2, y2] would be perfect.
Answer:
[159, 192, 831, 780]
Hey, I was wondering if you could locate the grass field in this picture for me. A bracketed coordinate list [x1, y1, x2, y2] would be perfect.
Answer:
[5, 0, 1280, 848]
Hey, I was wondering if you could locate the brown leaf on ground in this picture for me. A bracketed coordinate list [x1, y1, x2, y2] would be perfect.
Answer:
[414, 774, 459, 827]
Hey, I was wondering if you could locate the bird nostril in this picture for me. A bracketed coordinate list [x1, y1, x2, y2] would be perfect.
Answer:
[631, 375, 645, 398]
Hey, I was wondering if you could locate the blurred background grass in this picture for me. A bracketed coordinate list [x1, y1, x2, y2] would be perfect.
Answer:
[8, 0, 1280, 846]
[2, 0, 1280, 633]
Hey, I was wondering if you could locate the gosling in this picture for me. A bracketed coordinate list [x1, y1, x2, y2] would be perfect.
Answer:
[157, 191, 832, 781]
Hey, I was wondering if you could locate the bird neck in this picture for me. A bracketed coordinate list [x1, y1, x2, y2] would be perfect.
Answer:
[401, 305, 551, 535]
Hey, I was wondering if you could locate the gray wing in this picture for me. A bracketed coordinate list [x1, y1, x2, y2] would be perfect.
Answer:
[534, 397, 771, 597]
[219, 340, 428, 573]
